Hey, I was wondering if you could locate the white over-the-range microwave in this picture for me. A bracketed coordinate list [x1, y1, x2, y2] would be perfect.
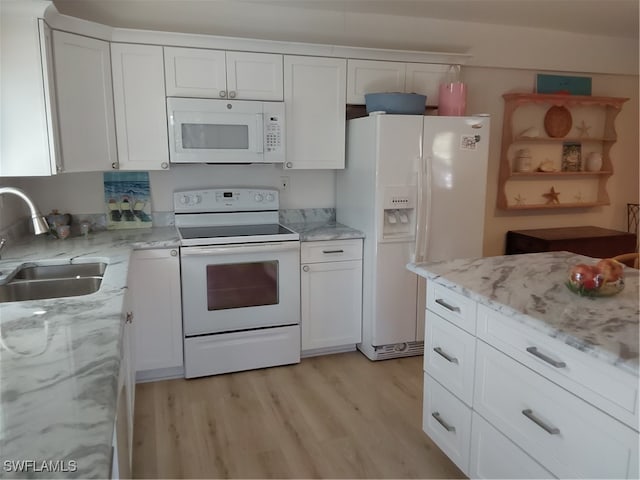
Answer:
[167, 97, 285, 164]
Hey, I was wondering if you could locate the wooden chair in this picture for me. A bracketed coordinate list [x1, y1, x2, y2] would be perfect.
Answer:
[612, 253, 639, 269]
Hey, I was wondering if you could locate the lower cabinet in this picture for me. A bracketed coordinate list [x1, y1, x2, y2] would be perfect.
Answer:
[301, 239, 362, 354]
[112, 297, 135, 479]
[422, 279, 639, 479]
[129, 248, 184, 381]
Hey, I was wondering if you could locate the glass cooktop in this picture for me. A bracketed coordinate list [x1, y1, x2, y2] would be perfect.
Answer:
[179, 223, 295, 239]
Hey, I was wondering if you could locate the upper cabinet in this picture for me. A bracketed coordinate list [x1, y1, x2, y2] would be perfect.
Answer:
[52, 30, 118, 172]
[497, 93, 629, 210]
[111, 43, 169, 171]
[0, 4, 61, 176]
[164, 47, 284, 101]
[284, 56, 346, 170]
[347, 59, 450, 106]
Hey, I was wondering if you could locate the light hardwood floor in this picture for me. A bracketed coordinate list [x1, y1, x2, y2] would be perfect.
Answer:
[132, 352, 465, 479]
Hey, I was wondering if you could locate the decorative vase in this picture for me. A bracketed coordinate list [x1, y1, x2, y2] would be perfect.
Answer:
[585, 152, 603, 172]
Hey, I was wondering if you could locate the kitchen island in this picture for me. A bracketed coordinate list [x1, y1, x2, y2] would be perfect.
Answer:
[408, 251, 639, 478]
[0, 228, 179, 479]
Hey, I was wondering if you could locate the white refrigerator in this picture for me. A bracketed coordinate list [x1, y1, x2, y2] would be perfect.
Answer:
[336, 114, 490, 360]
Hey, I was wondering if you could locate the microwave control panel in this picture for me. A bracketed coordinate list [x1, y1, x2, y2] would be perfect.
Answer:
[265, 115, 282, 153]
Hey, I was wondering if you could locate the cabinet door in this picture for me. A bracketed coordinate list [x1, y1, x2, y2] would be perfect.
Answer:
[0, 9, 60, 176]
[164, 46, 227, 98]
[52, 30, 117, 172]
[130, 249, 184, 379]
[405, 63, 449, 106]
[284, 55, 346, 169]
[226, 51, 283, 100]
[301, 259, 362, 351]
[111, 43, 169, 171]
[346, 59, 405, 104]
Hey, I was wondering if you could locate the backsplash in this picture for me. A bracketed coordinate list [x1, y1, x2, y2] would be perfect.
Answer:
[279, 208, 335, 224]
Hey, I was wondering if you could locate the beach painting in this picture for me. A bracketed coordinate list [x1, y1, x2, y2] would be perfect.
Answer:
[103, 171, 152, 229]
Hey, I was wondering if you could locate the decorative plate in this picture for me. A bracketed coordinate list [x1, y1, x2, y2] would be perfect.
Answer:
[544, 106, 572, 138]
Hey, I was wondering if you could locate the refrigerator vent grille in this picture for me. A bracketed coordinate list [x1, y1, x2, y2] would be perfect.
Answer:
[374, 341, 424, 360]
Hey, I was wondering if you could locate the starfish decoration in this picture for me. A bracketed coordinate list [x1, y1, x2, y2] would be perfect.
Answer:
[514, 194, 526, 205]
[542, 186, 560, 204]
[575, 120, 591, 138]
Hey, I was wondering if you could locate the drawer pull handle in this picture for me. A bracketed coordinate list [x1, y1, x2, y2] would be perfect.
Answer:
[433, 347, 459, 364]
[322, 249, 344, 254]
[522, 409, 560, 435]
[432, 412, 456, 432]
[526, 346, 566, 368]
[435, 298, 460, 313]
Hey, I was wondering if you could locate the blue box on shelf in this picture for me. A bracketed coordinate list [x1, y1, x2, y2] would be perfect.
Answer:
[536, 74, 592, 96]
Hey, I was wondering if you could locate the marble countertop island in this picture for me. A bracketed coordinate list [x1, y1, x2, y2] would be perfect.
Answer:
[0, 227, 179, 479]
[408, 251, 639, 376]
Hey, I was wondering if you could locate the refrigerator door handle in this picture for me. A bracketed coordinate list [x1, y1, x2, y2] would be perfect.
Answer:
[414, 153, 432, 264]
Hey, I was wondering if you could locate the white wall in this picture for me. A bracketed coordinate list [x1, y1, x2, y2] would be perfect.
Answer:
[13, 166, 335, 217]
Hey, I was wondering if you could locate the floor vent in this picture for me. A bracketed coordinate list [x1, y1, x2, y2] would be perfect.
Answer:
[374, 341, 424, 360]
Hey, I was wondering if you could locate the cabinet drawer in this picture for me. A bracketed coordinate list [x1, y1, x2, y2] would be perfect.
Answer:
[301, 239, 362, 263]
[469, 413, 555, 479]
[474, 341, 639, 479]
[424, 312, 476, 406]
[426, 281, 477, 334]
[423, 373, 472, 475]
[477, 304, 639, 430]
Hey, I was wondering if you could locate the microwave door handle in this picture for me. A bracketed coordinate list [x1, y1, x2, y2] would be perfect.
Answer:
[255, 114, 264, 153]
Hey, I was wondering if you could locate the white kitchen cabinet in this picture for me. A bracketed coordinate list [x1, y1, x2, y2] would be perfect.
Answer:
[301, 239, 362, 354]
[283, 55, 346, 169]
[113, 296, 135, 479]
[111, 43, 169, 171]
[346, 59, 449, 106]
[0, 4, 61, 176]
[164, 47, 283, 100]
[421, 280, 640, 479]
[52, 30, 117, 172]
[129, 248, 184, 382]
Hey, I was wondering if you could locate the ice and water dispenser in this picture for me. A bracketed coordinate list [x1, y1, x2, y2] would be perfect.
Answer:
[381, 185, 416, 239]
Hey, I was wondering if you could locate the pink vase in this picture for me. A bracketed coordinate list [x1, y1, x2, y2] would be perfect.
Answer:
[438, 82, 467, 116]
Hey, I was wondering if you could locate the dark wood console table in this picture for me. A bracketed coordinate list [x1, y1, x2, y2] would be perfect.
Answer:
[506, 226, 637, 258]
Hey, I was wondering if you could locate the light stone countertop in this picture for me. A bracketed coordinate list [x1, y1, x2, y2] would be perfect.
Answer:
[0, 227, 179, 479]
[408, 251, 639, 376]
[284, 221, 364, 241]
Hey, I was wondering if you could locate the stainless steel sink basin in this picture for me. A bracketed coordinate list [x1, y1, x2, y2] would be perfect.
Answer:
[14, 262, 107, 280]
[0, 277, 103, 302]
[0, 262, 106, 303]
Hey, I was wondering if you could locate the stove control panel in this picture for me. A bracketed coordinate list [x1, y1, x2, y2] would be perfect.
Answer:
[174, 188, 279, 213]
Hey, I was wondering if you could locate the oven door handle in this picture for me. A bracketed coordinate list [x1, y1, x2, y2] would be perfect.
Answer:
[181, 242, 299, 256]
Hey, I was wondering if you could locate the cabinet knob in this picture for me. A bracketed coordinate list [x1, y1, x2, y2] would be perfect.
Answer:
[161, 162, 169, 169]
[112, 162, 119, 170]
[56, 164, 63, 173]
[170, 249, 178, 257]
[285, 162, 293, 169]
[126, 312, 133, 324]
[302, 265, 310, 272]
[229, 90, 237, 99]
[219, 90, 227, 98]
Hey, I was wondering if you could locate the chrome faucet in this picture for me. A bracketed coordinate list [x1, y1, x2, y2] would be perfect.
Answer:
[0, 187, 49, 258]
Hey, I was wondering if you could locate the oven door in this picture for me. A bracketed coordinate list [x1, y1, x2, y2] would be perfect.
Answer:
[180, 241, 300, 336]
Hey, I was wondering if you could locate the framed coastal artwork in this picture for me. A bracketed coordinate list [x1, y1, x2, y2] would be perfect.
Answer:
[103, 171, 152, 229]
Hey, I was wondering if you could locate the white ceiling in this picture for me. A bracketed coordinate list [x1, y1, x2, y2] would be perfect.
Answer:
[52, 0, 639, 40]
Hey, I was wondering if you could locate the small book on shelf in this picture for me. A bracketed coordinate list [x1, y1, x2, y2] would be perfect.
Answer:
[561, 142, 582, 171]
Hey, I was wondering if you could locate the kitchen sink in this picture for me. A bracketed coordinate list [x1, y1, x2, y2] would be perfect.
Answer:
[0, 277, 103, 303]
[14, 262, 107, 280]
[0, 262, 107, 303]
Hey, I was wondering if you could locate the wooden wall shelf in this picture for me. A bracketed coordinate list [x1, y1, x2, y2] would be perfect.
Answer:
[497, 93, 629, 210]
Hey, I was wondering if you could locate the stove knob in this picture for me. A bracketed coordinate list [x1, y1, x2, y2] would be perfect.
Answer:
[254, 193, 264, 202]
[193, 195, 202, 204]
[180, 195, 190, 205]
[266, 193, 275, 202]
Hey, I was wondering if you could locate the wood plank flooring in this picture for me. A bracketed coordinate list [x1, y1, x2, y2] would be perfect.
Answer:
[132, 352, 464, 479]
